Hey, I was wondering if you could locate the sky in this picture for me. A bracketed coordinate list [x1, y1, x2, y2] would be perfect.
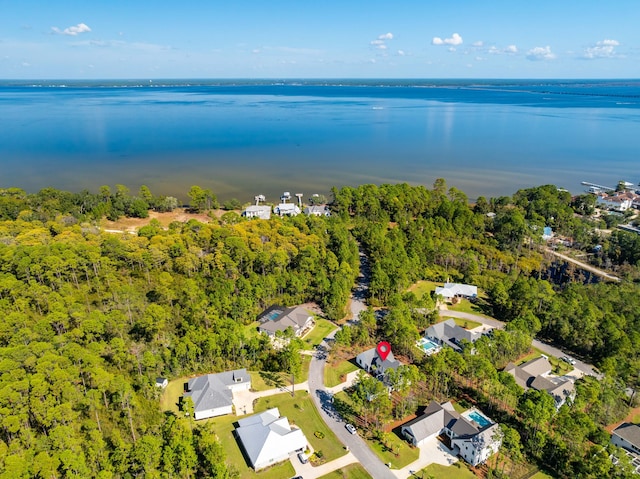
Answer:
[1, 0, 638, 79]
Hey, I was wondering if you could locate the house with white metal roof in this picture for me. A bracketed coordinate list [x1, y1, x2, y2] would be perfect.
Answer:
[235, 407, 308, 470]
[434, 282, 478, 301]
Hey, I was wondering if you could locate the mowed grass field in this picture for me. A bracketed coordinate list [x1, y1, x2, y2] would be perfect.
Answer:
[420, 462, 476, 479]
[324, 359, 359, 388]
[318, 463, 372, 479]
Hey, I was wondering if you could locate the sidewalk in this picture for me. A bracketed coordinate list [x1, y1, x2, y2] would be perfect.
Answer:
[290, 451, 358, 479]
[233, 380, 310, 415]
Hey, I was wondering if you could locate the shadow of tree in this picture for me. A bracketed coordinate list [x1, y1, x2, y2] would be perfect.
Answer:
[259, 370, 286, 388]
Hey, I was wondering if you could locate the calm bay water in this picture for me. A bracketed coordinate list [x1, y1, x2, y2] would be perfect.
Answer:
[1, 79, 639, 202]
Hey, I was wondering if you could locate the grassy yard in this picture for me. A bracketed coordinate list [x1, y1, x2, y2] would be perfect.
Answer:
[160, 376, 188, 415]
[408, 280, 438, 299]
[255, 391, 347, 463]
[516, 347, 572, 375]
[369, 429, 420, 469]
[441, 316, 482, 330]
[324, 359, 359, 388]
[303, 318, 338, 350]
[318, 464, 372, 479]
[447, 298, 490, 316]
[419, 462, 476, 479]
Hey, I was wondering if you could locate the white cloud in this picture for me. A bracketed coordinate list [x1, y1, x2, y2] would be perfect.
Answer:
[432, 33, 463, 46]
[526, 45, 556, 61]
[52, 23, 91, 36]
[370, 32, 393, 50]
[397, 50, 405, 56]
[488, 44, 518, 55]
[583, 39, 621, 59]
[472, 41, 483, 47]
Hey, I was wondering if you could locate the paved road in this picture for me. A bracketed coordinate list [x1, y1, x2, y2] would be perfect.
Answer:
[308, 337, 397, 479]
[439, 309, 600, 377]
[545, 248, 620, 282]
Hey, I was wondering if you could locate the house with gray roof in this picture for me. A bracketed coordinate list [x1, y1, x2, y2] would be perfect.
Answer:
[401, 401, 502, 466]
[242, 205, 272, 220]
[612, 423, 640, 474]
[303, 205, 331, 217]
[424, 318, 483, 352]
[356, 347, 402, 378]
[257, 305, 314, 338]
[183, 369, 251, 420]
[504, 357, 575, 408]
[235, 407, 308, 470]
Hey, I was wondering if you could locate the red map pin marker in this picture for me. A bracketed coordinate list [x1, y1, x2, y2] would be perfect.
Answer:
[376, 341, 392, 361]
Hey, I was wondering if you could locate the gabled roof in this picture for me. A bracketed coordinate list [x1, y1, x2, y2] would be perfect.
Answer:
[236, 407, 308, 469]
[519, 357, 552, 377]
[504, 362, 530, 389]
[425, 319, 481, 348]
[613, 423, 640, 449]
[185, 369, 250, 414]
[243, 205, 272, 219]
[303, 205, 329, 215]
[402, 401, 457, 442]
[356, 347, 401, 373]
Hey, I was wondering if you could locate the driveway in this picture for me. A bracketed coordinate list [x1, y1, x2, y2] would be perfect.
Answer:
[392, 437, 458, 478]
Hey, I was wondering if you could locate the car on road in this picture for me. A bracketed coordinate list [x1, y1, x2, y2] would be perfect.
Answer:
[345, 423, 357, 434]
[291, 476, 303, 479]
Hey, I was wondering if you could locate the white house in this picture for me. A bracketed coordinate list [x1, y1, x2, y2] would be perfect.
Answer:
[183, 369, 251, 420]
[303, 205, 331, 217]
[274, 203, 300, 216]
[155, 377, 168, 389]
[242, 205, 272, 220]
[596, 192, 637, 212]
[401, 401, 502, 466]
[236, 407, 309, 470]
[434, 283, 478, 301]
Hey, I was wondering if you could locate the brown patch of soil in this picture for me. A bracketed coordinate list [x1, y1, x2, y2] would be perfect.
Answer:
[101, 208, 224, 232]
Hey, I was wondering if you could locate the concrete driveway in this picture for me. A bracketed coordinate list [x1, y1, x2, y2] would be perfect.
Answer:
[392, 437, 458, 478]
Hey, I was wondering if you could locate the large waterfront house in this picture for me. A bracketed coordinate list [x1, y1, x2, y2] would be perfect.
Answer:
[183, 369, 251, 420]
[274, 203, 301, 216]
[303, 204, 331, 217]
[504, 357, 575, 408]
[242, 205, 272, 220]
[596, 191, 639, 212]
[257, 305, 314, 338]
[401, 401, 502, 466]
[424, 318, 483, 352]
[235, 407, 308, 470]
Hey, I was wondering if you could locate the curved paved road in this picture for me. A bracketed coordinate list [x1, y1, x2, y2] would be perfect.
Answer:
[439, 309, 599, 377]
[308, 337, 396, 479]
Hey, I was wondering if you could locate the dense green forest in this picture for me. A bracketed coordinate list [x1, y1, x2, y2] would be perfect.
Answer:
[1, 181, 639, 478]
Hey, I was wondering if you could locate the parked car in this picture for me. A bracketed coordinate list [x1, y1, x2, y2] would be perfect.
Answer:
[297, 452, 309, 464]
[345, 423, 357, 434]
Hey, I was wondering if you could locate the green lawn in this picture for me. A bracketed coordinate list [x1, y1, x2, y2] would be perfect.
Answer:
[255, 391, 347, 463]
[303, 318, 338, 350]
[324, 359, 359, 388]
[408, 280, 438, 299]
[249, 355, 311, 392]
[447, 298, 489, 316]
[516, 348, 572, 376]
[318, 464, 372, 479]
[419, 462, 476, 479]
[441, 316, 482, 330]
[368, 429, 419, 469]
[160, 376, 188, 415]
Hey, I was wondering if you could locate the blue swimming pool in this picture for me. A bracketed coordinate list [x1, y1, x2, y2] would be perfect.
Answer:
[465, 410, 492, 428]
[418, 338, 441, 353]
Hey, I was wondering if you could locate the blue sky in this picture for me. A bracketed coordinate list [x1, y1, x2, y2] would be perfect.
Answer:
[1, 0, 638, 79]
